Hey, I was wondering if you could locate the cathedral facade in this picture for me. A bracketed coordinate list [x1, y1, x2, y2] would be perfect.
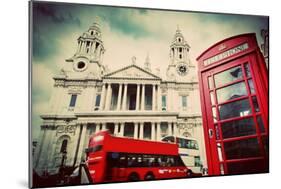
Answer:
[33, 22, 206, 176]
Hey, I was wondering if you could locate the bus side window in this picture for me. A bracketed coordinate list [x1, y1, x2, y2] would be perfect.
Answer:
[178, 138, 184, 148]
[143, 155, 154, 167]
[137, 155, 143, 167]
[118, 153, 127, 168]
[152, 155, 159, 167]
[126, 154, 144, 167]
[154, 155, 161, 167]
[127, 155, 134, 167]
[166, 156, 175, 167]
[186, 140, 192, 149]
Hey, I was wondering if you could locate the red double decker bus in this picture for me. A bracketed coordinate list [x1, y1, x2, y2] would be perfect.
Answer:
[85, 131, 191, 183]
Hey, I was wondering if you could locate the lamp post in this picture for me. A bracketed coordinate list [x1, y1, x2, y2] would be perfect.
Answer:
[59, 150, 67, 184]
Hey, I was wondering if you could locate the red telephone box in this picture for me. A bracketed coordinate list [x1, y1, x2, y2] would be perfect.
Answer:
[197, 33, 268, 176]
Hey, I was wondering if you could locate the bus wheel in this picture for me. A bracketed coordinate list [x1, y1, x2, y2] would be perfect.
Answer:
[187, 170, 193, 177]
[144, 173, 155, 180]
[128, 173, 140, 182]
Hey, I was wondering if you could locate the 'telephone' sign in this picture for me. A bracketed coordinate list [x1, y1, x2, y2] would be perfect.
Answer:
[203, 43, 249, 66]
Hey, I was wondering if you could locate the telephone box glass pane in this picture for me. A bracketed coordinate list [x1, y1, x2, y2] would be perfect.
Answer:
[248, 79, 255, 94]
[224, 137, 260, 159]
[217, 143, 223, 161]
[216, 81, 247, 103]
[252, 96, 260, 112]
[244, 63, 251, 77]
[212, 107, 218, 123]
[257, 116, 265, 133]
[210, 91, 215, 105]
[219, 98, 252, 120]
[221, 117, 256, 139]
[214, 65, 243, 87]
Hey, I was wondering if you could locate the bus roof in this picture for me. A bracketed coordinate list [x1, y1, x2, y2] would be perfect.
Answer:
[90, 131, 179, 156]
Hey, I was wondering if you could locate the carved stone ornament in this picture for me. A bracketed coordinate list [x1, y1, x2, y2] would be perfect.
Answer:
[123, 70, 142, 78]
[178, 123, 186, 130]
[56, 125, 77, 135]
[187, 123, 194, 129]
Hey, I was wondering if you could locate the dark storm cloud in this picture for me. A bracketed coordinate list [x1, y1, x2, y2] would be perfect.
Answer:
[32, 2, 82, 61]
[32, 2, 152, 63]
[35, 3, 81, 25]
[84, 5, 151, 38]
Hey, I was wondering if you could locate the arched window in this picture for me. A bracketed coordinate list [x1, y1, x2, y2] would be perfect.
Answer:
[60, 139, 68, 153]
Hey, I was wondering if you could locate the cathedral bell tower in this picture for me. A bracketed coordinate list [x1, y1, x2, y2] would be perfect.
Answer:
[166, 27, 193, 81]
[63, 22, 106, 79]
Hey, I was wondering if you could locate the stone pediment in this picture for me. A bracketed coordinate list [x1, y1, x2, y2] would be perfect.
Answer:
[104, 64, 161, 80]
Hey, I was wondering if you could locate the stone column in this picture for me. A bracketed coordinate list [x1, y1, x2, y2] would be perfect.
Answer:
[91, 41, 96, 54]
[139, 122, 144, 139]
[105, 83, 112, 110]
[156, 122, 161, 141]
[119, 122, 125, 137]
[151, 122, 156, 141]
[89, 42, 93, 54]
[141, 84, 145, 110]
[173, 122, 178, 136]
[82, 41, 86, 53]
[76, 124, 87, 165]
[79, 41, 83, 53]
[108, 83, 113, 110]
[99, 84, 106, 110]
[157, 85, 161, 111]
[122, 84, 128, 110]
[114, 123, 119, 136]
[95, 123, 100, 133]
[117, 84, 123, 110]
[45, 128, 57, 168]
[168, 122, 172, 136]
[136, 84, 140, 110]
[76, 41, 81, 53]
[134, 122, 139, 139]
[152, 84, 156, 111]
[101, 122, 106, 131]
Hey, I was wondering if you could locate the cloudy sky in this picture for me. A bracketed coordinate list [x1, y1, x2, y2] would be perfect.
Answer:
[32, 1, 268, 140]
